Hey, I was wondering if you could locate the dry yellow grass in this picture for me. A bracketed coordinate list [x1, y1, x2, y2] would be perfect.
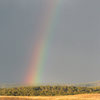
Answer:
[0, 94, 100, 100]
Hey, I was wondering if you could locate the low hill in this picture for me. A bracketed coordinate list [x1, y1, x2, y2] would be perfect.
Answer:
[74, 81, 100, 87]
[0, 81, 100, 88]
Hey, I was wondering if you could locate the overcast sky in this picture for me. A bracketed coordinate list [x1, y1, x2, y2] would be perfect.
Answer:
[0, 0, 100, 85]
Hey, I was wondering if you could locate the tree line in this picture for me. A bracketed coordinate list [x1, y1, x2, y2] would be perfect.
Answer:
[0, 86, 100, 96]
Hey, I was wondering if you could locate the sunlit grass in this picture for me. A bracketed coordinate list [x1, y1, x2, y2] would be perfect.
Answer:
[0, 94, 100, 100]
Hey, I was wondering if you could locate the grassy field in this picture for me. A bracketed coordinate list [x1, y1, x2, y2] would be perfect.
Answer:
[0, 94, 100, 100]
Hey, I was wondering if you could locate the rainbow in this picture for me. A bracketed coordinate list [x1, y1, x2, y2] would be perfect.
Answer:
[25, 0, 61, 86]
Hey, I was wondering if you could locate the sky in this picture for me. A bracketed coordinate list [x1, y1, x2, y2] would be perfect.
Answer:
[0, 0, 100, 85]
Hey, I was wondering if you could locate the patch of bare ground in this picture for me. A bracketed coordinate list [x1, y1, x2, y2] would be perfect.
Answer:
[0, 94, 100, 100]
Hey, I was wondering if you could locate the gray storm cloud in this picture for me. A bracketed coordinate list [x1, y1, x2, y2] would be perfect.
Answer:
[0, 0, 100, 84]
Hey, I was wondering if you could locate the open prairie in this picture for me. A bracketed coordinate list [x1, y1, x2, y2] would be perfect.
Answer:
[0, 94, 100, 100]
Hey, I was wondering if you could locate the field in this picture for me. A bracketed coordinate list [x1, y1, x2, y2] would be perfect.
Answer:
[0, 94, 100, 100]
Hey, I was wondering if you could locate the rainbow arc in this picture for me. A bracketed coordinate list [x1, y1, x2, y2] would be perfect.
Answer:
[25, 0, 61, 86]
